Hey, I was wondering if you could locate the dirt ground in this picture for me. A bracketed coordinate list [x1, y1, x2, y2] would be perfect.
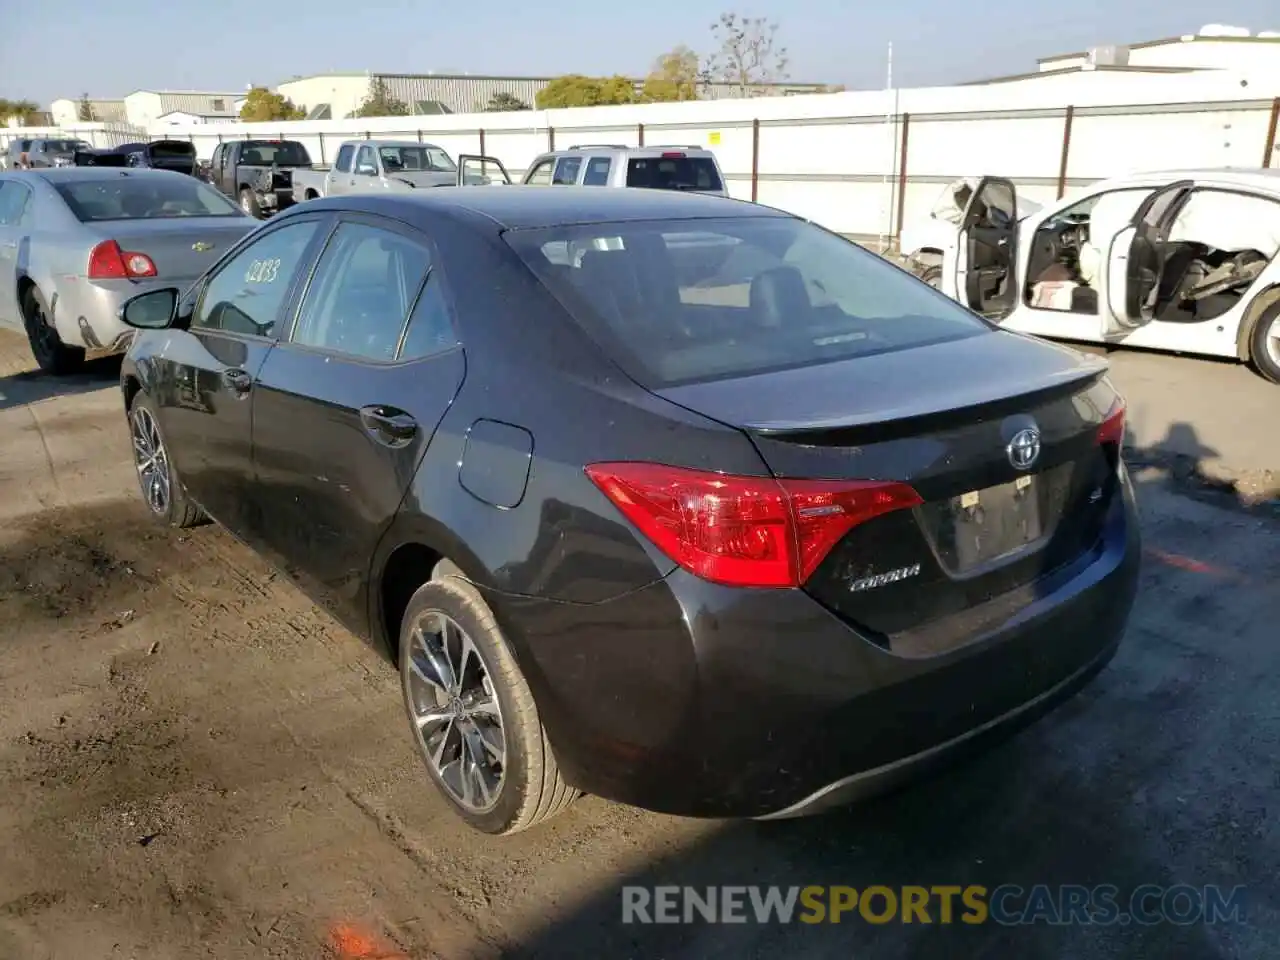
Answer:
[0, 328, 1277, 960]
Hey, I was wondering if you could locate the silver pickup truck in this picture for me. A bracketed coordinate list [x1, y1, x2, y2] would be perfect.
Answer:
[291, 139, 510, 201]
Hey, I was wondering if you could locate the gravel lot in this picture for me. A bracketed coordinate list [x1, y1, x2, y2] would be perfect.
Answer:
[0, 328, 1276, 959]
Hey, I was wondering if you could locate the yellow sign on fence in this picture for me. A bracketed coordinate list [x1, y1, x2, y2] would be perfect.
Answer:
[708, 131, 722, 146]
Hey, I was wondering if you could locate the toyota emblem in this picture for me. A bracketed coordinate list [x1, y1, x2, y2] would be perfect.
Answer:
[1007, 427, 1042, 471]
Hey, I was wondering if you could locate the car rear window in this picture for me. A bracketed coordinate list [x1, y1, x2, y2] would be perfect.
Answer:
[55, 175, 243, 221]
[505, 217, 991, 387]
[240, 141, 311, 165]
[626, 156, 722, 192]
[148, 141, 196, 158]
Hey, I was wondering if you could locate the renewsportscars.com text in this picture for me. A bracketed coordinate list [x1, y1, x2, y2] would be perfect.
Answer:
[621, 884, 1246, 926]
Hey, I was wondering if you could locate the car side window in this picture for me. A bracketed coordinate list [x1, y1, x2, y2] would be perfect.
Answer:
[291, 222, 431, 362]
[355, 145, 377, 176]
[525, 160, 554, 185]
[0, 183, 32, 226]
[552, 156, 582, 185]
[193, 220, 323, 338]
[399, 273, 458, 360]
[582, 157, 611, 186]
[335, 144, 354, 173]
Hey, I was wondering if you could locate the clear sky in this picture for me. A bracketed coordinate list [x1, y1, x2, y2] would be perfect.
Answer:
[4, 0, 1280, 107]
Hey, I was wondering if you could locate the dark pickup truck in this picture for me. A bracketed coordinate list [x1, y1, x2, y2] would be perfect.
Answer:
[203, 139, 312, 218]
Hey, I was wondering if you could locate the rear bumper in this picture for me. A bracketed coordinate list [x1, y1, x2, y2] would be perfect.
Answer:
[487, 464, 1141, 819]
[51, 276, 197, 354]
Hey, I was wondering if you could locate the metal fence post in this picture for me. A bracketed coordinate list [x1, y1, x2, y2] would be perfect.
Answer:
[417, 129, 423, 142]
[318, 133, 326, 164]
[894, 112, 911, 248]
[548, 126, 556, 151]
[1262, 97, 1280, 168]
[750, 119, 760, 202]
[637, 122, 645, 146]
[479, 128, 486, 155]
[1056, 105, 1075, 199]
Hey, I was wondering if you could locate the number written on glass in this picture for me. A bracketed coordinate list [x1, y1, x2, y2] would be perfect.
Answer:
[245, 258, 282, 284]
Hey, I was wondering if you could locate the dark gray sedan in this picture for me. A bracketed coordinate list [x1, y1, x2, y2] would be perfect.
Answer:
[0, 167, 257, 374]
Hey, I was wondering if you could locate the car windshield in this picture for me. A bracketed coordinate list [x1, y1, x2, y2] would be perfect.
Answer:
[378, 145, 456, 173]
[626, 156, 722, 192]
[240, 141, 310, 165]
[506, 216, 992, 387]
[55, 175, 244, 221]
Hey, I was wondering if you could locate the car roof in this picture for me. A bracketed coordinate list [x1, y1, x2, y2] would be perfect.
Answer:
[312, 185, 785, 230]
[26, 167, 190, 183]
[1090, 166, 1280, 195]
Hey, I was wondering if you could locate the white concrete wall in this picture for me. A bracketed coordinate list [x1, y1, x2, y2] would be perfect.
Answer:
[7, 69, 1280, 240]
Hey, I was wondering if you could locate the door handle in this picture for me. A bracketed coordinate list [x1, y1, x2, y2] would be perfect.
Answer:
[222, 368, 252, 396]
[360, 405, 418, 447]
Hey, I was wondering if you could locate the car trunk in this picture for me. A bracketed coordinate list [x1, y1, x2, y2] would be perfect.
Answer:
[655, 332, 1124, 658]
[89, 219, 254, 279]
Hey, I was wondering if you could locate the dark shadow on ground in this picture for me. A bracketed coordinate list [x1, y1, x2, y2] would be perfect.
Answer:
[0, 356, 123, 413]
[1125, 422, 1280, 518]
[496, 428, 1275, 960]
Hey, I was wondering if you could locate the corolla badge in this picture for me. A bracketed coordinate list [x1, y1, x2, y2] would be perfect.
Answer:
[191, 241, 215, 252]
[1007, 426, 1042, 471]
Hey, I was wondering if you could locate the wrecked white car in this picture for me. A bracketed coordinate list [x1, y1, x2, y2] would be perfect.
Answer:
[902, 171, 1280, 383]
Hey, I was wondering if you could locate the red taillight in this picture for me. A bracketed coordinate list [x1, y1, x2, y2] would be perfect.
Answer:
[1097, 397, 1126, 448]
[87, 240, 157, 280]
[660, 151, 686, 158]
[585, 462, 922, 588]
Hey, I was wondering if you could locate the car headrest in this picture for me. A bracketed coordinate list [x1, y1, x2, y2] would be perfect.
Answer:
[749, 265, 811, 327]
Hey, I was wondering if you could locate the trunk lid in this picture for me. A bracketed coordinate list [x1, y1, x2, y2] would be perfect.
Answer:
[656, 332, 1124, 657]
[90, 219, 256, 280]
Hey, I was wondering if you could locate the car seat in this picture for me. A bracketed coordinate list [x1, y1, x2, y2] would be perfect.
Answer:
[749, 265, 812, 328]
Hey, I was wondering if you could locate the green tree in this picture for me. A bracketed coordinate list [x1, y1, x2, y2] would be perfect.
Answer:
[483, 91, 532, 112]
[351, 77, 409, 118]
[642, 46, 701, 102]
[701, 12, 789, 95]
[0, 98, 40, 123]
[239, 87, 305, 122]
[535, 74, 636, 109]
[77, 93, 96, 122]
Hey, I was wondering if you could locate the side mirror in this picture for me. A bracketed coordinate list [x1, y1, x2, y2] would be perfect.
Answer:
[356, 163, 377, 176]
[120, 288, 180, 330]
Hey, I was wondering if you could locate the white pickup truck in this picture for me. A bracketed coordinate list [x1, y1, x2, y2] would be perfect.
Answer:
[291, 139, 510, 201]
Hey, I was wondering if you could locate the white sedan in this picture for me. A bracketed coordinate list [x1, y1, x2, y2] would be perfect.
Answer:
[900, 169, 1280, 383]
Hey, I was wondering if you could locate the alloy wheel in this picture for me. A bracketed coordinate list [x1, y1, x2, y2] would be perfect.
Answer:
[131, 406, 171, 516]
[25, 297, 58, 367]
[403, 611, 507, 813]
[1266, 313, 1280, 370]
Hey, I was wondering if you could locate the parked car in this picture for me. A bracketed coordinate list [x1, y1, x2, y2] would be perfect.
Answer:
[25, 138, 94, 169]
[111, 140, 199, 177]
[0, 168, 257, 374]
[2, 138, 35, 171]
[901, 169, 1280, 383]
[521, 144, 729, 196]
[116, 187, 1140, 835]
[292, 139, 510, 201]
[203, 139, 313, 218]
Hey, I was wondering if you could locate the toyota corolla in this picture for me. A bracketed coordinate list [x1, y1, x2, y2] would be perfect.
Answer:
[116, 187, 1140, 835]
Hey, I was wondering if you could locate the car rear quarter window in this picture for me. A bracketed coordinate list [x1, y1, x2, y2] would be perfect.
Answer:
[626, 155, 722, 192]
[291, 222, 431, 362]
[0, 182, 32, 226]
[506, 217, 990, 387]
[55, 176, 241, 221]
[194, 220, 324, 338]
[582, 157, 611, 186]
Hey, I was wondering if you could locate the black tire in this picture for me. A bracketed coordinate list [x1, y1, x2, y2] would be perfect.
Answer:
[399, 573, 576, 835]
[239, 188, 262, 218]
[128, 394, 205, 528]
[1249, 302, 1280, 384]
[920, 263, 942, 289]
[21, 286, 84, 375]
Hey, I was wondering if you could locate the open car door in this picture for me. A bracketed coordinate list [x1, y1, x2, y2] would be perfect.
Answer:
[1103, 180, 1193, 337]
[457, 154, 511, 186]
[944, 177, 1019, 319]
